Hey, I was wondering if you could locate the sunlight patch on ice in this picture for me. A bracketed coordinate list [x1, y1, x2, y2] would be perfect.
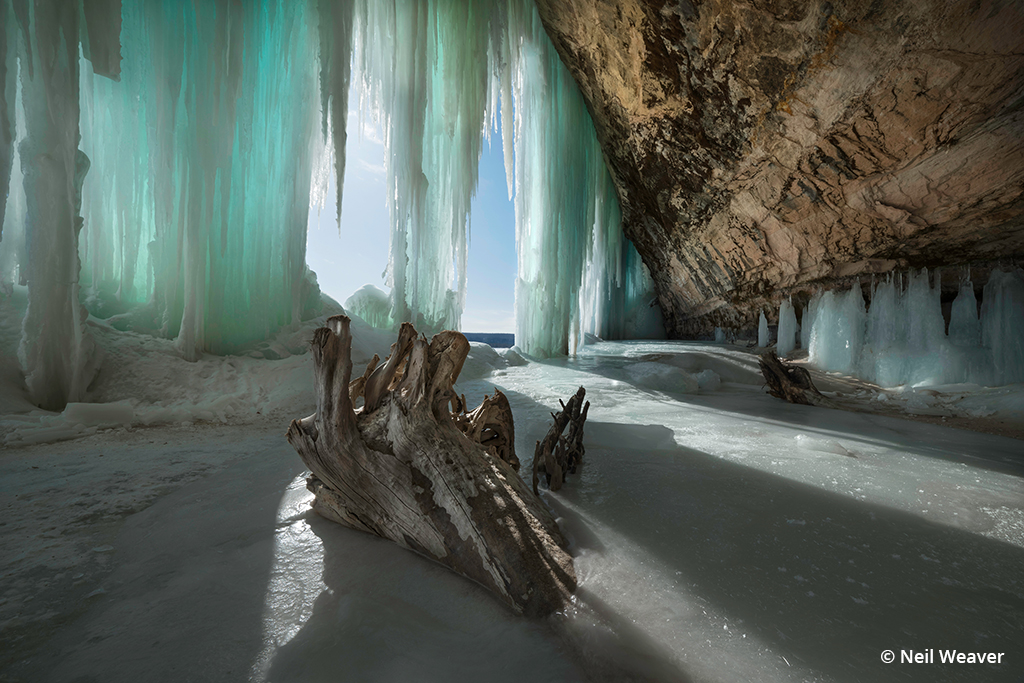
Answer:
[553, 496, 828, 683]
[250, 476, 326, 680]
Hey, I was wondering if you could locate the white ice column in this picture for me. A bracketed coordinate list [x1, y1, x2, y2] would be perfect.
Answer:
[758, 311, 769, 347]
[17, 1, 95, 410]
[0, 0, 14, 235]
[981, 268, 1024, 384]
[948, 280, 981, 347]
[777, 298, 797, 356]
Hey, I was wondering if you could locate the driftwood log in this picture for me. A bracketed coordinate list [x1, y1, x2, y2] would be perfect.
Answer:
[532, 386, 590, 494]
[759, 351, 833, 407]
[287, 317, 575, 616]
[452, 389, 520, 471]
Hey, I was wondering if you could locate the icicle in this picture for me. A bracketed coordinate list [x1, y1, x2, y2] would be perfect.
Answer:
[714, 326, 726, 343]
[349, 0, 496, 334]
[809, 286, 865, 375]
[981, 267, 1024, 384]
[80, 0, 123, 80]
[777, 298, 797, 356]
[804, 267, 1023, 387]
[78, 0, 324, 357]
[347, 0, 641, 354]
[758, 311, 769, 347]
[800, 292, 819, 352]
[949, 279, 981, 347]
[504, 0, 639, 356]
[16, 2, 96, 410]
[318, 0, 354, 226]
[0, 20, 24, 288]
[0, 0, 14, 239]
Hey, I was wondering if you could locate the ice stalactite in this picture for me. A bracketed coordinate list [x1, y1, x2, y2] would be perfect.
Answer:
[777, 298, 797, 357]
[14, 1, 96, 410]
[804, 268, 1024, 387]
[350, 0, 652, 355]
[0, 0, 14, 239]
[78, 0, 325, 359]
[757, 311, 769, 348]
[350, 0, 496, 334]
[809, 286, 866, 376]
[948, 278, 981, 347]
[500, 0, 649, 356]
[317, 0, 354, 227]
[4, 0, 655, 410]
[981, 269, 1024, 384]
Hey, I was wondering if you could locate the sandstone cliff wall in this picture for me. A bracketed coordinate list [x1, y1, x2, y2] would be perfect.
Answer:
[534, 0, 1024, 336]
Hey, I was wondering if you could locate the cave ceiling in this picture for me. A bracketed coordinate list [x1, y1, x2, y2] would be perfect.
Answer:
[534, 0, 1024, 335]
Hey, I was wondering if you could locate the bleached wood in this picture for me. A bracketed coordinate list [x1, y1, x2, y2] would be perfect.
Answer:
[287, 316, 575, 616]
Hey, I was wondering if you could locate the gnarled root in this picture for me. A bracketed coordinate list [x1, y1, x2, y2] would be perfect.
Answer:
[287, 317, 575, 616]
[759, 351, 832, 407]
[532, 386, 590, 494]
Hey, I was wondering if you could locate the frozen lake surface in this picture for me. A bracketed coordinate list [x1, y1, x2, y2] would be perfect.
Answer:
[2, 338, 1022, 682]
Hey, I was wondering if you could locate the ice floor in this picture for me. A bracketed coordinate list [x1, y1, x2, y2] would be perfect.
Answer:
[1, 336, 1023, 682]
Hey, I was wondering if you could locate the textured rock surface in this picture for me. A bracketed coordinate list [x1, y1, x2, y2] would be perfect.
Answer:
[534, 0, 1024, 336]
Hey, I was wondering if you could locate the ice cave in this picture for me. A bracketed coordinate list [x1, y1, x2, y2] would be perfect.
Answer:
[1, 1, 1023, 682]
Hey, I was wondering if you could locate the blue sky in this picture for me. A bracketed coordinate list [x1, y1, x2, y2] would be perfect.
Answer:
[305, 115, 517, 333]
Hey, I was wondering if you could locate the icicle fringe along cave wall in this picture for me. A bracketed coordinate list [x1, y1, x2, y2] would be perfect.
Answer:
[0, 0, 659, 410]
[759, 267, 1024, 389]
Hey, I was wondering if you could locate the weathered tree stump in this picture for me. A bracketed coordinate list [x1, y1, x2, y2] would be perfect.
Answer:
[287, 316, 575, 617]
[532, 386, 590, 494]
[759, 351, 833, 407]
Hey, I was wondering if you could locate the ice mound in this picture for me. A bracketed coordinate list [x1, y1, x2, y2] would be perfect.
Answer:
[459, 342, 509, 382]
[622, 361, 699, 393]
[501, 347, 529, 367]
[695, 369, 722, 391]
[345, 284, 393, 330]
[0, 299, 401, 446]
[659, 351, 764, 385]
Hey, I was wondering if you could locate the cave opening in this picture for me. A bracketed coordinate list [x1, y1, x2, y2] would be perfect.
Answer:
[1, 1, 1022, 682]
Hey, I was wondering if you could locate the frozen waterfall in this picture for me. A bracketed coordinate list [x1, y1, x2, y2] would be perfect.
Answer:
[348, 0, 655, 354]
[0, 0, 656, 410]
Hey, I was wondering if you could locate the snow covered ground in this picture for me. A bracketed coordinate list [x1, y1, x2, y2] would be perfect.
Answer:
[2, 306, 1023, 682]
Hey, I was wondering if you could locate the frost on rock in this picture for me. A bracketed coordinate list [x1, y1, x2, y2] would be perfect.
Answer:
[804, 268, 1024, 387]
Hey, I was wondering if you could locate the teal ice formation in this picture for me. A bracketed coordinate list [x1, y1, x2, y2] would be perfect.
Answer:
[775, 268, 1024, 388]
[0, 0, 660, 411]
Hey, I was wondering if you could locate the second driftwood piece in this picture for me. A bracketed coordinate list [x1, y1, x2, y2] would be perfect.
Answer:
[532, 386, 590, 494]
[759, 351, 833, 407]
[287, 317, 575, 617]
